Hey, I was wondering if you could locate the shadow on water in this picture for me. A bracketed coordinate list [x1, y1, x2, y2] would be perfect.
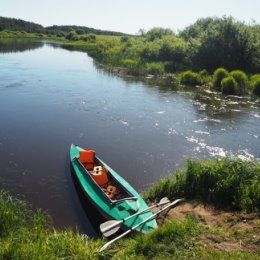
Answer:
[70, 163, 106, 238]
[0, 38, 44, 53]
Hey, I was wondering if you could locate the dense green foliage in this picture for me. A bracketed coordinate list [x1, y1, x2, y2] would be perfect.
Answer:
[180, 17, 260, 73]
[221, 76, 239, 95]
[145, 159, 260, 213]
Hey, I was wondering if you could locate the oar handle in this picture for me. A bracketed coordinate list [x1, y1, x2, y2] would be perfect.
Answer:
[123, 200, 161, 222]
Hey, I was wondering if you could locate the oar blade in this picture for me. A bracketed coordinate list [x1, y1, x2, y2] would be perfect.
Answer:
[100, 220, 118, 232]
[100, 220, 122, 237]
[159, 197, 170, 205]
[102, 225, 121, 237]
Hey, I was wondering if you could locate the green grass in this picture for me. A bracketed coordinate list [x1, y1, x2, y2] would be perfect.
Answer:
[112, 216, 260, 260]
[144, 159, 260, 213]
[0, 191, 106, 260]
[113, 217, 200, 260]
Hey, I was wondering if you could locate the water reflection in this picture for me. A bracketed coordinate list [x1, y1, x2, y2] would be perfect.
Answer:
[0, 38, 44, 53]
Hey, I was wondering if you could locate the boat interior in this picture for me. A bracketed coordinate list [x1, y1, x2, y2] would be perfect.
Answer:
[78, 149, 132, 201]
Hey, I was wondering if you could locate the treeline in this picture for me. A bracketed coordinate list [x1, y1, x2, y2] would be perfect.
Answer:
[79, 16, 260, 75]
[0, 16, 43, 33]
[45, 25, 128, 36]
[179, 17, 260, 73]
[0, 16, 127, 36]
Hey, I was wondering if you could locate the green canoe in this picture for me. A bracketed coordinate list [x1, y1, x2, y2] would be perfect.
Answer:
[70, 144, 157, 233]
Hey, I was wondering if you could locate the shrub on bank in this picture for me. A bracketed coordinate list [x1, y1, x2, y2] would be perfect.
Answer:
[121, 59, 143, 75]
[144, 159, 260, 213]
[82, 33, 96, 43]
[179, 70, 201, 86]
[253, 79, 260, 96]
[250, 74, 260, 96]
[221, 76, 239, 95]
[230, 70, 248, 95]
[199, 69, 212, 86]
[145, 62, 164, 76]
[212, 68, 229, 91]
[250, 74, 260, 83]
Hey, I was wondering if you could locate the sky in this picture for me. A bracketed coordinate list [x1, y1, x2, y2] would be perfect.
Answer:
[1, 0, 260, 34]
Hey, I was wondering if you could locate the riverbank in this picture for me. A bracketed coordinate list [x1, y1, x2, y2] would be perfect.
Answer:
[1, 28, 260, 97]
[1, 158, 259, 259]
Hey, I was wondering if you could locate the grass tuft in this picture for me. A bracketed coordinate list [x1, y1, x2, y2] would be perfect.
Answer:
[144, 159, 260, 213]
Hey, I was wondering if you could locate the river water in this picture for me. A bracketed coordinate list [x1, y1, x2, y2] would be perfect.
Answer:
[0, 39, 259, 236]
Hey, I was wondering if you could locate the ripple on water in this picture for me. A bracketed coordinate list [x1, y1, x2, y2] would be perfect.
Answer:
[186, 136, 226, 157]
[194, 130, 210, 135]
[119, 119, 129, 126]
[235, 150, 256, 161]
[186, 136, 260, 162]
[155, 111, 166, 114]
[252, 113, 260, 118]
[193, 117, 221, 124]
[168, 128, 177, 135]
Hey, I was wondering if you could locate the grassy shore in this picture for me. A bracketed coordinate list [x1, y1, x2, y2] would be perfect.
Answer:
[0, 158, 260, 259]
[144, 158, 260, 213]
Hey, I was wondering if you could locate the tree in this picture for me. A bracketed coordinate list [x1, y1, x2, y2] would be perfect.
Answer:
[66, 29, 78, 40]
[158, 37, 188, 71]
[180, 17, 260, 72]
[145, 27, 174, 41]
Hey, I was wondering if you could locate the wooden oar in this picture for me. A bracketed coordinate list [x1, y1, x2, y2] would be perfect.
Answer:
[98, 198, 183, 252]
[100, 197, 170, 237]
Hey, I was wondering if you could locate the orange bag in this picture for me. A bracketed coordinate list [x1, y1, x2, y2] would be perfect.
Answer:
[79, 150, 95, 170]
